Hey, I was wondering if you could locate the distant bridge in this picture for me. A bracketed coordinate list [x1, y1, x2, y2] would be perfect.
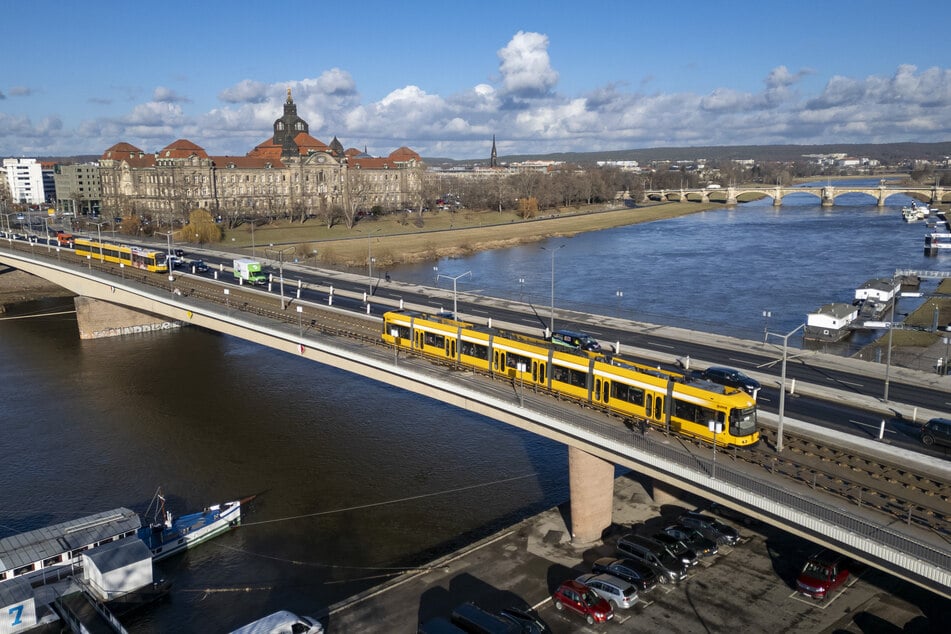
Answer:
[636, 184, 949, 207]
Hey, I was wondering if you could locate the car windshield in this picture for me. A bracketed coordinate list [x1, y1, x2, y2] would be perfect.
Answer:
[802, 562, 832, 581]
[582, 589, 602, 606]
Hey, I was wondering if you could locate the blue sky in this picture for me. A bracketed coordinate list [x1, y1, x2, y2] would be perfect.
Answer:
[1, 0, 949, 160]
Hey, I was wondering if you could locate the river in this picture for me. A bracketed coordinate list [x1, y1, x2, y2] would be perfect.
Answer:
[0, 181, 940, 631]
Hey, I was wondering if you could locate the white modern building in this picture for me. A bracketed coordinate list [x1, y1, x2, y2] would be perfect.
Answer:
[2, 158, 46, 205]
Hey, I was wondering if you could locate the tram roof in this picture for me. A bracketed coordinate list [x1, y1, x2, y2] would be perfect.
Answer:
[0, 507, 140, 573]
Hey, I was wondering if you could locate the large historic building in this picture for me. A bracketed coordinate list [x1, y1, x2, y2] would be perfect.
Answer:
[98, 89, 423, 221]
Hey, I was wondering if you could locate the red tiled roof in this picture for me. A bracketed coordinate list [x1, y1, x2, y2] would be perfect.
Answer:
[101, 142, 145, 160]
[210, 156, 286, 169]
[389, 146, 421, 162]
[159, 139, 208, 159]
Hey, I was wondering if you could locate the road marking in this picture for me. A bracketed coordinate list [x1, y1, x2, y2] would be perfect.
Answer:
[833, 379, 865, 388]
[850, 419, 896, 434]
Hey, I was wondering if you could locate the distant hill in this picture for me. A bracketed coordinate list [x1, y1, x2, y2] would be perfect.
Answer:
[424, 141, 951, 167]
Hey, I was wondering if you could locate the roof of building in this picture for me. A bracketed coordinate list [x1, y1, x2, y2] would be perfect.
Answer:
[212, 155, 287, 169]
[0, 508, 141, 573]
[158, 139, 209, 159]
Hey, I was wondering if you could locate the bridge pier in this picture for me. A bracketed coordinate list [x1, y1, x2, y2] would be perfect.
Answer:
[74, 296, 182, 339]
[568, 446, 614, 544]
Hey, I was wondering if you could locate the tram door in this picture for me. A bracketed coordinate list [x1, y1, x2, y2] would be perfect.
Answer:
[445, 338, 456, 361]
[493, 350, 505, 374]
[414, 329, 422, 350]
[646, 393, 664, 422]
[532, 361, 546, 386]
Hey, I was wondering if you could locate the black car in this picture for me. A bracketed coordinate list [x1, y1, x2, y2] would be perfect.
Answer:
[591, 556, 658, 592]
[663, 524, 718, 558]
[498, 607, 550, 633]
[189, 259, 209, 273]
[651, 532, 699, 567]
[921, 417, 951, 448]
[679, 512, 740, 546]
[700, 366, 761, 397]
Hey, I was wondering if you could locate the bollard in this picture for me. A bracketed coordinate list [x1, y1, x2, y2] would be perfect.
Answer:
[913, 407, 918, 422]
[366, 303, 371, 315]
[363, 291, 368, 303]
[214, 271, 218, 280]
[683, 354, 689, 370]
[268, 282, 272, 292]
[878, 419, 886, 440]
[298, 279, 302, 289]
[328, 295, 333, 306]
[789, 378, 796, 395]
[399, 298, 404, 309]
[329, 285, 334, 295]
[488, 318, 492, 328]
[296, 288, 301, 298]
[616, 341, 621, 355]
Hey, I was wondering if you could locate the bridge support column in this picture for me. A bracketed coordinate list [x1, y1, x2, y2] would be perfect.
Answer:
[74, 296, 182, 340]
[568, 446, 614, 544]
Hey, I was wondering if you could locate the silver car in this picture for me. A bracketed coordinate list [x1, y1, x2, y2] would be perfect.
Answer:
[576, 573, 638, 610]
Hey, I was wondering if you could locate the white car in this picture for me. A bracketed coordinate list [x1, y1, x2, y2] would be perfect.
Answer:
[576, 573, 639, 609]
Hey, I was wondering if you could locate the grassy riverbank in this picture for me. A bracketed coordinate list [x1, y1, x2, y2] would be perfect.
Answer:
[225, 201, 717, 268]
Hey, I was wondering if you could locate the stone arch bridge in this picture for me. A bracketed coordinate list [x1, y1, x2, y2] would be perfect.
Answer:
[638, 184, 949, 207]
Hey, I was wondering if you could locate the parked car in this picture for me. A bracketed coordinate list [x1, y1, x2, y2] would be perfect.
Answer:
[591, 556, 658, 592]
[679, 511, 740, 546]
[796, 549, 850, 599]
[663, 524, 718, 558]
[576, 573, 639, 610]
[616, 534, 687, 584]
[699, 366, 761, 397]
[497, 607, 550, 634]
[450, 602, 521, 634]
[921, 417, 951, 448]
[551, 579, 613, 625]
[651, 532, 700, 567]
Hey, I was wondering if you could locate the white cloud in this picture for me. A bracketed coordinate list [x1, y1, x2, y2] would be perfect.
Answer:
[497, 31, 559, 99]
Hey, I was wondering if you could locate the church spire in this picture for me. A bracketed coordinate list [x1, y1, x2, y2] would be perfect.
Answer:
[272, 88, 309, 157]
[490, 135, 498, 168]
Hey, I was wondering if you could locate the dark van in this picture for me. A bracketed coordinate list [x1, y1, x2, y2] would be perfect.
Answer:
[550, 330, 602, 352]
[616, 534, 686, 584]
[450, 603, 521, 634]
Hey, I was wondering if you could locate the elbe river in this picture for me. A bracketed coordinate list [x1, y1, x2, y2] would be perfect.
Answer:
[0, 181, 940, 631]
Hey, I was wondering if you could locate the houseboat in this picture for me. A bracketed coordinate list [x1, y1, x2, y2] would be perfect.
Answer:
[854, 278, 899, 321]
[0, 508, 141, 587]
[805, 303, 858, 342]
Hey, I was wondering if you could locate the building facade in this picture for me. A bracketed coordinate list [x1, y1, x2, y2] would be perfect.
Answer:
[98, 90, 423, 223]
[2, 158, 47, 206]
[54, 163, 102, 215]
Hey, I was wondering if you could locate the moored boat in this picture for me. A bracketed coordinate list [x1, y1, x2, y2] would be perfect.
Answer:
[137, 488, 252, 561]
[901, 201, 933, 222]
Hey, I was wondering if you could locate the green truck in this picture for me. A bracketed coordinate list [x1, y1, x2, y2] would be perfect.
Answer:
[233, 258, 267, 285]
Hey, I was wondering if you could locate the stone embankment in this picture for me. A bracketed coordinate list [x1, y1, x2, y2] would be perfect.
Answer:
[0, 267, 75, 312]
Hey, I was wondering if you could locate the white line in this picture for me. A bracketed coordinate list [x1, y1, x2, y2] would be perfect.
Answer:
[850, 419, 895, 434]
[834, 379, 865, 388]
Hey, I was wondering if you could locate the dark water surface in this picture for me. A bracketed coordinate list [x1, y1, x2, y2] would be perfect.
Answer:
[1, 183, 944, 631]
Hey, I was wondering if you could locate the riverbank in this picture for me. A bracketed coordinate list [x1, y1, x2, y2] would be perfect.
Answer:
[0, 267, 75, 312]
[226, 201, 716, 268]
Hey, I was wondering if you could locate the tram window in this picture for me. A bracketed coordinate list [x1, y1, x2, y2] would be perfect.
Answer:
[13, 563, 35, 576]
[612, 381, 644, 406]
[506, 352, 530, 370]
[70, 547, 88, 558]
[424, 332, 445, 348]
[460, 340, 488, 360]
[43, 555, 63, 567]
[551, 365, 585, 387]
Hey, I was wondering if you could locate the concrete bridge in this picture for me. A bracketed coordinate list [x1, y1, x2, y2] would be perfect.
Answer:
[639, 184, 949, 207]
[2, 244, 949, 599]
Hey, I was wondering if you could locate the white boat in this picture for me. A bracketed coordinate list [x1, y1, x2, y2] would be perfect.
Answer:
[901, 201, 933, 222]
[230, 610, 324, 634]
[137, 488, 252, 561]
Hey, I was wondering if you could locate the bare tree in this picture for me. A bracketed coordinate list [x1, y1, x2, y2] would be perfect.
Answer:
[344, 168, 373, 229]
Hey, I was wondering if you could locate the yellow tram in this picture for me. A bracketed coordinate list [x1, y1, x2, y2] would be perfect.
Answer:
[74, 238, 170, 273]
[382, 310, 759, 447]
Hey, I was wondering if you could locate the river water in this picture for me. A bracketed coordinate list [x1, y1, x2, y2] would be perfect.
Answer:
[0, 181, 942, 632]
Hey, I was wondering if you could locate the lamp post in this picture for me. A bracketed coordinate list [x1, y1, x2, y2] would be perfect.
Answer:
[518, 277, 525, 303]
[762, 309, 772, 343]
[616, 290, 624, 317]
[708, 419, 723, 479]
[357, 228, 381, 296]
[540, 244, 566, 334]
[266, 245, 295, 309]
[765, 322, 805, 453]
[884, 295, 896, 402]
[437, 271, 472, 318]
[91, 220, 106, 261]
[433, 265, 439, 284]
[160, 231, 174, 290]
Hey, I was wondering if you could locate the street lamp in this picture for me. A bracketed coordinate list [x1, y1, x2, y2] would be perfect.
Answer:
[433, 265, 439, 284]
[437, 271, 472, 318]
[91, 220, 106, 261]
[357, 228, 381, 296]
[708, 419, 723, 479]
[616, 290, 624, 317]
[266, 245, 295, 309]
[540, 243, 566, 334]
[765, 322, 805, 453]
[762, 309, 772, 343]
[884, 295, 897, 402]
[518, 277, 525, 303]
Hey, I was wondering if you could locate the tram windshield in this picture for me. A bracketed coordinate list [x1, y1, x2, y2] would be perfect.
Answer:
[730, 406, 757, 436]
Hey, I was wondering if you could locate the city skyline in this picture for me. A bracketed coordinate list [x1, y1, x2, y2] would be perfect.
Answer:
[1, 0, 949, 160]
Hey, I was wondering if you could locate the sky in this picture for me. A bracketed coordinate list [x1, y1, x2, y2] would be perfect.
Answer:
[1, 0, 950, 161]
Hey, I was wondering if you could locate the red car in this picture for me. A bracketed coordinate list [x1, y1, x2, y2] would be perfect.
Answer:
[551, 579, 613, 625]
[796, 549, 850, 599]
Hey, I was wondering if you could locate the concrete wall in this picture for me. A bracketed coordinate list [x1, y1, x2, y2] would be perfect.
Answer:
[74, 296, 181, 339]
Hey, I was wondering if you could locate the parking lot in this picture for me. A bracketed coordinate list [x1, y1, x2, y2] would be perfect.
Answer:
[328, 473, 947, 633]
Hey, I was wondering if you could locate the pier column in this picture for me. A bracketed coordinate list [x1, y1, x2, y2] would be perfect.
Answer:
[726, 187, 738, 206]
[821, 186, 835, 207]
[568, 446, 614, 544]
[74, 296, 181, 339]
